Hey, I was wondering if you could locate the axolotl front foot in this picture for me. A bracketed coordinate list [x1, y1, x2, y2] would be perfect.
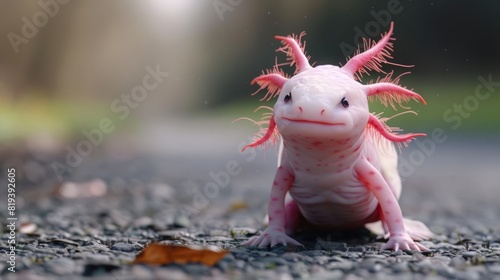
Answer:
[241, 227, 303, 248]
[382, 233, 429, 252]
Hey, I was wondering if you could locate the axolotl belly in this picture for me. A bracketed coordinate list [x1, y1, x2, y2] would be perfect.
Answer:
[241, 23, 433, 251]
[284, 136, 382, 229]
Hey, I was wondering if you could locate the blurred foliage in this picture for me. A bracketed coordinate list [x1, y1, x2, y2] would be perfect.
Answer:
[0, 1, 499, 145]
[0, 93, 122, 142]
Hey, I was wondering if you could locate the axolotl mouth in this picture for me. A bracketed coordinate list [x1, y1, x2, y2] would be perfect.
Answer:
[281, 117, 344, 126]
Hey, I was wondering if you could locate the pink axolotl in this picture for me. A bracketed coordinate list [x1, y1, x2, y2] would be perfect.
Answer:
[241, 23, 433, 251]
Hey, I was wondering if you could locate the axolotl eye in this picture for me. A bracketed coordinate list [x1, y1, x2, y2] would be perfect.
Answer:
[284, 92, 292, 103]
[341, 97, 349, 108]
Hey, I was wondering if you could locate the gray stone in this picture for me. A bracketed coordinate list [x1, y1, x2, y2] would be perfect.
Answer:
[326, 261, 354, 271]
[390, 261, 409, 273]
[431, 255, 451, 264]
[154, 267, 192, 280]
[489, 264, 500, 274]
[181, 264, 212, 275]
[87, 253, 111, 263]
[132, 216, 153, 228]
[130, 265, 153, 279]
[281, 252, 304, 262]
[249, 261, 266, 269]
[260, 256, 288, 267]
[449, 256, 467, 268]
[310, 269, 344, 280]
[110, 242, 141, 252]
[316, 241, 347, 251]
[461, 251, 478, 259]
[44, 257, 77, 275]
[301, 250, 325, 257]
[290, 261, 309, 276]
[344, 272, 365, 280]
[360, 259, 384, 273]
[173, 213, 191, 228]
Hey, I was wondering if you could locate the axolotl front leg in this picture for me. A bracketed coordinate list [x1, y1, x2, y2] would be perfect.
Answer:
[355, 159, 428, 251]
[242, 165, 302, 248]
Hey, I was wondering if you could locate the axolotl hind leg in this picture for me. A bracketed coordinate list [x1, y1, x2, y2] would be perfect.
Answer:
[355, 159, 429, 251]
[365, 140, 434, 243]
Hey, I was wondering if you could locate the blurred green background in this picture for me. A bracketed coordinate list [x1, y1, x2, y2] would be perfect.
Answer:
[0, 0, 499, 157]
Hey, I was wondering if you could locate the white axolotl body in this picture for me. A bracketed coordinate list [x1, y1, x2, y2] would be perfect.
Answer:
[241, 23, 433, 251]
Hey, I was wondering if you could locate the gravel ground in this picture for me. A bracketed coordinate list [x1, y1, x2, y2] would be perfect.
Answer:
[1, 120, 500, 279]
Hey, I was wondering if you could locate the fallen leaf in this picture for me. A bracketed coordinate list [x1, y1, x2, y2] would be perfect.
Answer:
[55, 179, 107, 198]
[132, 243, 228, 266]
[227, 200, 249, 213]
[48, 238, 80, 247]
[19, 222, 37, 234]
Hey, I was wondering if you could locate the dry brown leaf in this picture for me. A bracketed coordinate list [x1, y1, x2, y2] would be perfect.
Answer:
[55, 179, 107, 198]
[227, 200, 249, 212]
[19, 222, 37, 234]
[132, 243, 228, 266]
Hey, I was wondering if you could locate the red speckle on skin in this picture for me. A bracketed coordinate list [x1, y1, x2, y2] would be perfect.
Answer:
[353, 145, 361, 152]
[386, 200, 392, 205]
[398, 233, 404, 236]
[278, 166, 283, 170]
[271, 197, 279, 202]
[374, 186, 382, 191]
[295, 153, 300, 157]
[273, 181, 278, 186]
[283, 177, 289, 181]
[264, 233, 269, 237]
[305, 168, 311, 172]
[313, 141, 322, 146]
[384, 211, 391, 216]
[367, 157, 371, 162]
[340, 155, 345, 159]
[337, 163, 343, 167]
[333, 150, 340, 154]
[369, 171, 375, 175]
[275, 210, 283, 214]
[395, 219, 401, 223]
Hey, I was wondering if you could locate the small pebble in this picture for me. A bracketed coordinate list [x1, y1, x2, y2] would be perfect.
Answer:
[111, 242, 141, 252]
[44, 258, 77, 275]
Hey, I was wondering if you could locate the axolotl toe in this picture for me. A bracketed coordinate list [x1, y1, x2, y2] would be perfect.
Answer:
[240, 22, 433, 251]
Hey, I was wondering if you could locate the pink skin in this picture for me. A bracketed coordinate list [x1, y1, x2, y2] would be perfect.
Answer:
[241, 22, 433, 251]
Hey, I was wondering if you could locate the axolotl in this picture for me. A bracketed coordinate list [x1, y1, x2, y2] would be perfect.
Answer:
[241, 23, 433, 251]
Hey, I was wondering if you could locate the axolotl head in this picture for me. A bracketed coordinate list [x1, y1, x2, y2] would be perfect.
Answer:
[242, 22, 426, 151]
[273, 65, 369, 140]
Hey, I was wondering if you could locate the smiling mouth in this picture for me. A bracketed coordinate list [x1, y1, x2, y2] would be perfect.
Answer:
[282, 117, 344, 126]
